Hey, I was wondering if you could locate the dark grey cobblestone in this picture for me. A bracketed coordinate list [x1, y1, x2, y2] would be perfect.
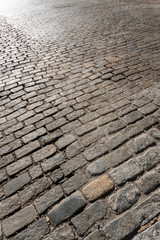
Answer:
[103, 212, 139, 240]
[133, 190, 160, 225]
[3, 172, 30, 196]
[108, 184, 141, 214]
[14, 218, 49, 240]
[72, 200, 106, 235]
[48, 191, 86, 226]
[133, 222, 160, 240]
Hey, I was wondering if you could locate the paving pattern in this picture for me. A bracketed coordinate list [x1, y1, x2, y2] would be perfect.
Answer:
[0, 0, 160, 239]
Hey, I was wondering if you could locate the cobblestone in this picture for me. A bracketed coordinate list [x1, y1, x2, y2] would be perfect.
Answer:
[14, 218, 49, 240]
[110, 159, 143, 185]
[84, 230, 104, 240]
[103, 212, 139, 240]
[82, 175, 114, 201]
[0, 194, 21, 219]
[86, 156, 110, 175]
[108, 184, 141, 214]
[3, 172, 30, 196]
[133, 222, 160, 240]
[136, 169, 160, 194]
[133, 190, 160, 225]
[48, 191, 86, 226]
[34, 186, 64, 214]
[127, 133, 155, 153]
[72, 200, 106, 235]
[2, 205, 37, 237]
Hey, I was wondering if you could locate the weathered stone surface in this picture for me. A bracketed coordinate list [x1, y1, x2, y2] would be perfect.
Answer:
[34, 186, 64, 214]
[104, 119, 126, 134]
[0, 154, 14, 168]
[46, 224, 74, 240]
[122, 110, 143, 124]
[15, 140, 40, 159]
[83, 143, 108, 161]
[66, 141, 83, 159]
[14, 218, 49, 240]
[41, 153, 65, 172]
[29, 164, 43, 180]
[82, 175, 114, 201]
[96, 112, 118, 126]
[72, 200, 106, 235]
[109, 147, 132, 167]
[80, 128, 105, 147]
[103, 212, 139, 240]
[133, 190, 160, 225]
[0, 224, 2, 240]
[48, 191, 86, 226]
[22, 127, 47, 143]
[133, 222, 160, 240]
[46, 117, 67, 131]
[149, 128, 160, 139]
[121, 124, 143, 138]
[110, 159, 143, 185]
[55, 134, 76, 149]
[62, 172, 87, 194]
[0, 139, 22, 156]
[50, 169, 64, 183]
[127, 133, 155, 153]
[84, 230, 104, 240]
[0, 194, 21, 219]
[32, 144, 56, 162]
[75, 121, 96, 136]
[2, 205, 37, 237]
[6, 156, 32, 176]
[138, 115, 158, 130]
[136, 170, 160, 194]
[0, 169, 7, 183]
[19, 177, 50, 203]
[138, 147, 160, 171]
[139, 103, 158, 115]
[3, 172, 30, 196]
[86, 157, 110, 175]
[108, 184, 140, 213]
[105, 133, 127, 150]
[40, 129, 62, 145]
[61, 154, 87, 176]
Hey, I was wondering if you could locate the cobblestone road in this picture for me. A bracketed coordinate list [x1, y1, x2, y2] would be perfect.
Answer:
[0, 0, 160, 239]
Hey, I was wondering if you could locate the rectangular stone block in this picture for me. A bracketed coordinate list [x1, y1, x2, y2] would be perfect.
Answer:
[62, 172, 87, 195]
[103, 212, 139, 240]
[41, 153, 65, 172]
[48, 191, 86, 226]
[2, 205, 37, 237]
[82, 175, 114, 201]
[133, 190, 160, 225]
[61, 154, 87, 176]
[127, 134, 155, 154]
[6, 156, 32, 176]
[34, 186, 64, 214]
[15, 141, 40, 159]
[83, 143, 108, 161]
[14, 218, 49, 240]
[0, 194, 21, 219]
[109, 159, 143, 185]
[32, 144, 56, 163]
[3, 172, 30, 196]
[72, 200, 106, 235]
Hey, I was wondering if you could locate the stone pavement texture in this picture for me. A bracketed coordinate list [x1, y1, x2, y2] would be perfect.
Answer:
[0, 0, 160, 239]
